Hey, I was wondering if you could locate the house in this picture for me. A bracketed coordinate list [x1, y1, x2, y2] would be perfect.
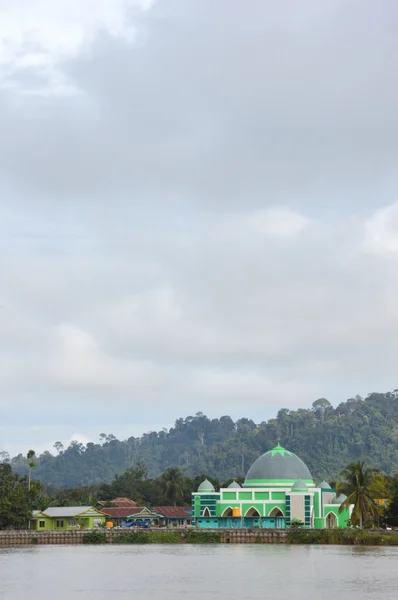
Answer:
[30, 506, 106, 531]
[154, 506, 192, 527]
[99, 504, 192, 527]
[97, 498, 138, 526]
[102, 506, 165, 527]
[97, 497, 137, 509]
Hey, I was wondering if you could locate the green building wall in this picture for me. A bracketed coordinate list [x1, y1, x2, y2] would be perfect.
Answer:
[31, 512, 105, 531]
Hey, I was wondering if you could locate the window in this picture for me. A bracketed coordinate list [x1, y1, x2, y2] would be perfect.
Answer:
[39, 521, 45, 528]
[56, 520, 64, 528]
[93, 519, 103, 527]
[68, 519, 77, 527]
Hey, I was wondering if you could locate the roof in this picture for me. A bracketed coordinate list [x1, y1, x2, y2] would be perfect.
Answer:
[41, 506, 102, 518]
[320, 481, 331, 489]
[100, 507, 142, 518]
[98, 497, 136, 508]
[291, 479, 308, 491]
[198, 479, 215, 492]
[154, 506, 192, 518]
[228, 481, 241, 489]
[332, 493, 347, 504]
[244, 444, 313, 485]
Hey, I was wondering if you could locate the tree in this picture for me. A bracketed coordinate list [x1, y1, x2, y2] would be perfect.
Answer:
[337, 461, 379, 528]
[311, 398, 332, 423]
[53, 442, 64, 455]
[0, 450, 10, 464]
[385, 473, 398, 526]
[160, 467, 184, 506]
[0, 463, 41, 528]
[27, 450, 36, 491]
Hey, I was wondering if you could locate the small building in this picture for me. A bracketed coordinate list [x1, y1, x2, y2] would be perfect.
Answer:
[97, 498, 138, 526]
[30, 506, 106, 531]
[154, 506, 192, 527]
[192, 444, 353, 529]
[97, 497, 137, 509]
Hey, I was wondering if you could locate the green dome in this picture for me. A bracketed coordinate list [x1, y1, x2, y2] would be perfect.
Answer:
[244, 444, 313, 487]
[198, 479, 215, 492]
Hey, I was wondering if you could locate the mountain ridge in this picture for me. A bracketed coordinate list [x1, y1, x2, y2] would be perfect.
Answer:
[8, 391, 398, 488]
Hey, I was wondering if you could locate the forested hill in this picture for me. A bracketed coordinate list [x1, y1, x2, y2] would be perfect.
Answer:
[8, 391, 398, 488]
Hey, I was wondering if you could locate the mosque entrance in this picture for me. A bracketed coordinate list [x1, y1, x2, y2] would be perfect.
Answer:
[326, 512, 337, 529]
[222, 508, 233, 517]
[202, 507, 211, 517]
[245, 507, 260, 517]
[269, 508, 284, 517]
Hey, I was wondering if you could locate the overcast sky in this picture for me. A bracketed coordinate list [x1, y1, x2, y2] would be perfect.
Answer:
[1, 0, 398, 456]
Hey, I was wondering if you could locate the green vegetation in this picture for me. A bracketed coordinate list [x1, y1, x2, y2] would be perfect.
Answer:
[82, 530, 107, 544]
[337, 461, 379, 528]
[0, 463, 43, 529]
[160, 467, 184, 506]
[2, 389, 398, 530]
[27, 450, 36, 492]
[10, 391, 398, 488]
[114, 531, 181, 544]
[185, 530, 221, 543]
[287, 529, 398, 545]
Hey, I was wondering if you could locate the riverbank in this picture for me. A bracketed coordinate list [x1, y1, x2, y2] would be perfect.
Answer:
[1, 528, 398, 546]
[287, 529, 398, 546]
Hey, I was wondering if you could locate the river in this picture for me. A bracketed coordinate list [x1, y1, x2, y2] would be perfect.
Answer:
[0, 544, 396, 599]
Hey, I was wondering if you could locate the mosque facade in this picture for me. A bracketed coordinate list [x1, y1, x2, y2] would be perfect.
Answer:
[191, 444, 352, 529]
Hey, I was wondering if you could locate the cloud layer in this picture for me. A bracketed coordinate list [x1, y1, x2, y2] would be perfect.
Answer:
[1, 0, 398, 456]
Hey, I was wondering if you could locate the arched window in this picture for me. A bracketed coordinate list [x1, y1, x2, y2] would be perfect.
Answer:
[269, 507, 284, 517]
[325, 512, 337, 529]
[222, 507, 233, 517]
[202, 507, 211, 517]
[245, 507, 260, 517]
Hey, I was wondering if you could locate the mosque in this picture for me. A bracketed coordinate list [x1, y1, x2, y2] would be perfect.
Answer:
[192, 444, 352, 529]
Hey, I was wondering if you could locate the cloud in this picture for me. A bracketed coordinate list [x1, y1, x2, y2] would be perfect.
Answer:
[363, 202, 398, 254]
[247, 207, 311, 238]
[0, 0, 155, 94]
[1, 0, 398, 454]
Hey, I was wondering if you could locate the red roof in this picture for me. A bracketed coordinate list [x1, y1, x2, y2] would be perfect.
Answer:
[154, 506, 192, 518]
[98, 497, 137, 508]
[100, 506, 143, 518]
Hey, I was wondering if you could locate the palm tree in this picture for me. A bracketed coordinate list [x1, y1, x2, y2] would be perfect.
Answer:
[337, 461, 379, 528]
[27, 449, 36, 491]
[160, 467, 184, 506]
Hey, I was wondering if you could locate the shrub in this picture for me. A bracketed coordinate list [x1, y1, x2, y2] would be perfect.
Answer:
[185, 530, 221, 544]
[83, 530, 107, 544]
[287, 529, 398, 546]
[113, 531, 150, 544]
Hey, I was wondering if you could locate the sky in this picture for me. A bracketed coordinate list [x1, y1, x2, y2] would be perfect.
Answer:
[1, 0, 398, 457]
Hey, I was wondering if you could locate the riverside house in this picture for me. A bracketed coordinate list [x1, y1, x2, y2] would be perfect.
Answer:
[30, 506, 106, 530]
[99, 503, 192, 527]
[97, 497, 138, 526]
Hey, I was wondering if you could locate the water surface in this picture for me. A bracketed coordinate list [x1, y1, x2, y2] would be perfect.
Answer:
[0, 544, 396, 599]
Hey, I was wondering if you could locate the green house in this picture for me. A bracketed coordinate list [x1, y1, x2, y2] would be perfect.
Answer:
[192, 444, 353, 530]
[30, 506, 106, 531]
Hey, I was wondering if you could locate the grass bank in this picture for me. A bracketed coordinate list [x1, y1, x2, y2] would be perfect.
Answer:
[83, 529, 221, 545]
[287, 529, 398, 546]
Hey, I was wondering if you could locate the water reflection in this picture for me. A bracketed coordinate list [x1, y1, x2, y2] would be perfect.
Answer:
[0, 545, 397, 599]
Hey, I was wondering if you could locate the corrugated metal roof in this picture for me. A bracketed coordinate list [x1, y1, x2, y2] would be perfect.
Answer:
[100, 507, 143, 518]
[42, 506, 99, 518]
[154, 506, 192, 518]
